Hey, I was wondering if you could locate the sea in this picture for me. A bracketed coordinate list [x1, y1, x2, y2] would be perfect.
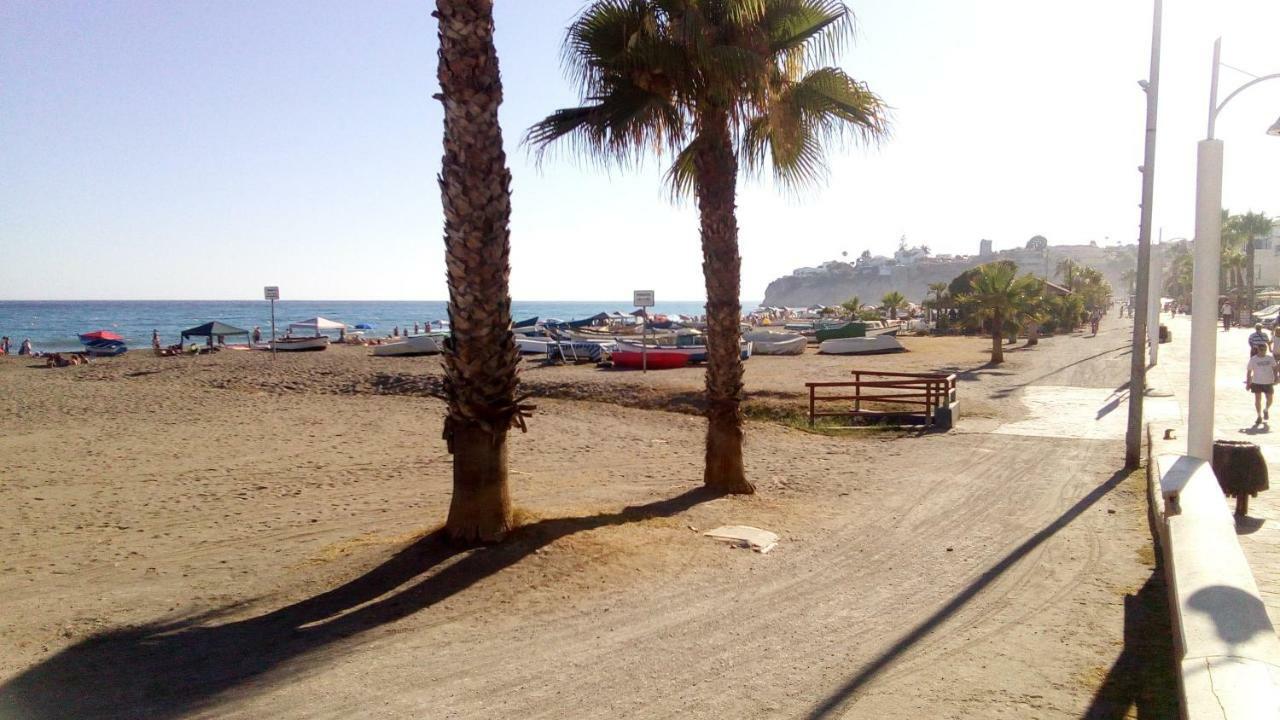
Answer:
[0, 300, 758, 352]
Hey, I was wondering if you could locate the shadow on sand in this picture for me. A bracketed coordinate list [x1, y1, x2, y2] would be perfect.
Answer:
[1081, 570, 1179, 719]
[0, 487, 720, 720]
[806, 468, 1131, 719]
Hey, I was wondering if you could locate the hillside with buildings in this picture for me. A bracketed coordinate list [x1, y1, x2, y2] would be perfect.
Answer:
[760, 237, 1141, 307]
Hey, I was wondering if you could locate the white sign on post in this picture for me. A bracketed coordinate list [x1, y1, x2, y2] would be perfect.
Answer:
[633, 290, 654, 307]
[264, 286, 280, 300]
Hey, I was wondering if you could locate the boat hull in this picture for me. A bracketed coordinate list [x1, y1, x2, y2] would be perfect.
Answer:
[372, 335, 445, 356]
[818, 335, 905, 355]
[271, 336, 330, 352]
[749, 335, 806, 355]
[610, 349, 689, 369]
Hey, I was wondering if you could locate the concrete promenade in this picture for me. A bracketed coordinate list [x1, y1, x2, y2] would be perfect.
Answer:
[1147, 312, 1280, 632]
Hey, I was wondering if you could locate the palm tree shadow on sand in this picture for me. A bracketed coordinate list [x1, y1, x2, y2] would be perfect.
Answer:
[0, 487, 719, 720]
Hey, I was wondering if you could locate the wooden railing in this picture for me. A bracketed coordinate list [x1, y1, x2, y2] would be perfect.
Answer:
[805, 370, 958, 427]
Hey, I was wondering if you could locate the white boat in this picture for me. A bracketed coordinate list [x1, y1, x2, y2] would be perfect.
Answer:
[270, 336, 329, 352]
[745, 333, 807, 355]
[372, 334, 446, 357]
[818, 335, 905, 355]
[515, 336, 552, 354]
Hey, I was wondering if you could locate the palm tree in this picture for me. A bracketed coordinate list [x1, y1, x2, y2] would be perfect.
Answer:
[1120, 268, 1137, 295]
[435, 0, 530, 543]
[927, 282, 948, 326]
[1017, 277, 1050, 346]
[840, 296, 861, 317]
[1055, 258, 1079, 291]
[960, 263, 1035, 363]
[880, 291, 907, 320]
[528, 0, 888, 495]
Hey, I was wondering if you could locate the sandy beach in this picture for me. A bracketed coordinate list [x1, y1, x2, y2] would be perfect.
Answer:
[0, 327, 1172, 718]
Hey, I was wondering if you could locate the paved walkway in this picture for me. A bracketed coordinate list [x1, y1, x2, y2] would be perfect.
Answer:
[1146, 313, 1280, 631]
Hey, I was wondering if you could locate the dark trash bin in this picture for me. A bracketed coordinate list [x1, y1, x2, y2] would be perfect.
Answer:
[1158, 324, 1170, 343]
[1211, 440, 1269, 516]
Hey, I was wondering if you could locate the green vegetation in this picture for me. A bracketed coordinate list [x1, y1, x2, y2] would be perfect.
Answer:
[880, 291, 907, 320]
[529, 0, 889, 495]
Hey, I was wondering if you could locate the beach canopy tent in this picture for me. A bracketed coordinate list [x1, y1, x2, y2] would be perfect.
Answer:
[180, 321, 250, 340]
[288, 317, 347, 335]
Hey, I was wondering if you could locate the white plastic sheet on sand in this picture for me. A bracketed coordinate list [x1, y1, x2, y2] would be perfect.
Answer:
[703, 525, 778, 554]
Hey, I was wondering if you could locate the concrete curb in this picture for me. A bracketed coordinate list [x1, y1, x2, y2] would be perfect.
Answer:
[1147, 423, 1280, 718]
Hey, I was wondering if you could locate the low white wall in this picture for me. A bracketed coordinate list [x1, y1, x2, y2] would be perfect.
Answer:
[1148, 433, 1280, 718]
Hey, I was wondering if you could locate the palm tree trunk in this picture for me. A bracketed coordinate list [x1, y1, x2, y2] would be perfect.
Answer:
[436, 0, 523, 543]
[694, 107, 753, 495]
[1027, 321, 1039, 346]
[991, 310, 1004, 363]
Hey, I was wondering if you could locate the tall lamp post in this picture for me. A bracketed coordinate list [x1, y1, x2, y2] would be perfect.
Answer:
[1186, 39, 1280, 460]
[1124, 0, 1162, 469]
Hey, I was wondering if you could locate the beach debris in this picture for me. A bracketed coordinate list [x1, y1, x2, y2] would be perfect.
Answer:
[703, 525, 778, 554]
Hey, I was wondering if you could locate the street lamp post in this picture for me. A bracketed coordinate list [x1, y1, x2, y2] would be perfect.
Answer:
[1124, 0, 1162, 469]
[1187, 38, 1280, 460]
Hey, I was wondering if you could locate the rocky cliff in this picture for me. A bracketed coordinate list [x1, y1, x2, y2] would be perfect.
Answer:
[760, 245, 1140, 307]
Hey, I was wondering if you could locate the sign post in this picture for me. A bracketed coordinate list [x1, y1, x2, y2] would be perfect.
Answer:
[633, 290, 654, 373]
[264, 286, 280, 360]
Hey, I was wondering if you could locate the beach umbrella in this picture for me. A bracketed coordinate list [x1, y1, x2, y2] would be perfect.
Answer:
[79, 330, 123, 342]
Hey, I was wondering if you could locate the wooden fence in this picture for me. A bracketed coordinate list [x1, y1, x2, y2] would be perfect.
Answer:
[805, 370, 958, 427]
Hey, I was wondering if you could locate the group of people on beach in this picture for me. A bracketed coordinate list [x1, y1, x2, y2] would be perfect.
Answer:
[0, 336, 33, 356]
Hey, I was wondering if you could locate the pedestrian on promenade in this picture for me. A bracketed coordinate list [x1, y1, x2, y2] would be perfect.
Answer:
[1249, 323, 1271, 354]
[1090, 309, 1102, 336]
[1222, 300, 1235, 332]
[1247, 343, 1277, 424]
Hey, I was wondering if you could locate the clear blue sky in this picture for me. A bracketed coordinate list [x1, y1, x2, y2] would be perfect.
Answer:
[2, 0, 1277, 301]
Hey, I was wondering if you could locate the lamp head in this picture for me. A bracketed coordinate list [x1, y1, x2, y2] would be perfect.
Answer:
[1269, 115, 1280, 137]
[1137, 79, 1150, 91]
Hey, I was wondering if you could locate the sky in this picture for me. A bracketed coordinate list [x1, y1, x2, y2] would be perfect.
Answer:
[1, 0, 1277, 302]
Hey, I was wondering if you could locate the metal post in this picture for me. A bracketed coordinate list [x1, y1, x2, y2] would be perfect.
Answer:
[1148, 234, 1162, 364]
[270, 298, 277, 361]
[1125, 0, 1161, 469]
[641, 310, 648, 373]
[1188, 139, 1224, 460]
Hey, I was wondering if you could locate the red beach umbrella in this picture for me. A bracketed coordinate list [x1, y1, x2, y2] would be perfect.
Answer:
[79, 330, 124, 342]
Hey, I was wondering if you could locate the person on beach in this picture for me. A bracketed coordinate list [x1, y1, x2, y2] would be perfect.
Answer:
[252, 326, 262, 346]
[1, 336, 9, 354]
[18, 338, 32, 355]
[1247, 343, 1277, 424]
[413, 323, 419, 335]
[1249, 324, 1271, 354]
[151, 330, 160, 350]
[1222, 300, 1234, 331]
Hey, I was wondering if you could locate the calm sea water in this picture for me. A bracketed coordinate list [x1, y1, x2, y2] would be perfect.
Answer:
[0, 300, 757, 352]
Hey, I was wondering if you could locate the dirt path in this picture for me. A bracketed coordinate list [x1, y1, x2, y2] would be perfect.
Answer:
[0, 323, 1170, 719]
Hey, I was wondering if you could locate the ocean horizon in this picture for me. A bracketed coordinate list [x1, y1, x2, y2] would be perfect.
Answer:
[0, 299, 761, 352]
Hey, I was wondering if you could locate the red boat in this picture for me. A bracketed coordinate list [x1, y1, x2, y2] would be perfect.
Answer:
[610, 348, 689, 369]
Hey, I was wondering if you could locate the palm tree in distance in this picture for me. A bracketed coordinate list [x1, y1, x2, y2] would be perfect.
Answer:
[528, 0, 889, 495]
[841, 296, 862, 317]
[1055, 258, 1079, 291]
[880, 291, 907, 320]
[961, 263, 1035, 363]
[435, 0, 531, 543]
[927, 282, 948, 326]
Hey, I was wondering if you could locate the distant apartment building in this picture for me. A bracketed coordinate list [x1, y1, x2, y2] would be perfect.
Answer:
[1250, 226, 1280, 289]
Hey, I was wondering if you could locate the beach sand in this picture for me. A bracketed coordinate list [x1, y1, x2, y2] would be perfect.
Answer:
[0, 329, 1170, 718]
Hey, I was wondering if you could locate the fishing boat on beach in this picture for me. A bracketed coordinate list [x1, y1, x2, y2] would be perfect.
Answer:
[609, 347, 690, 369]
[372, 334, 447, 357]
[744, 330, 806, 355]
[818, 335, 905, 355]
[271, 336, 329, 352]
